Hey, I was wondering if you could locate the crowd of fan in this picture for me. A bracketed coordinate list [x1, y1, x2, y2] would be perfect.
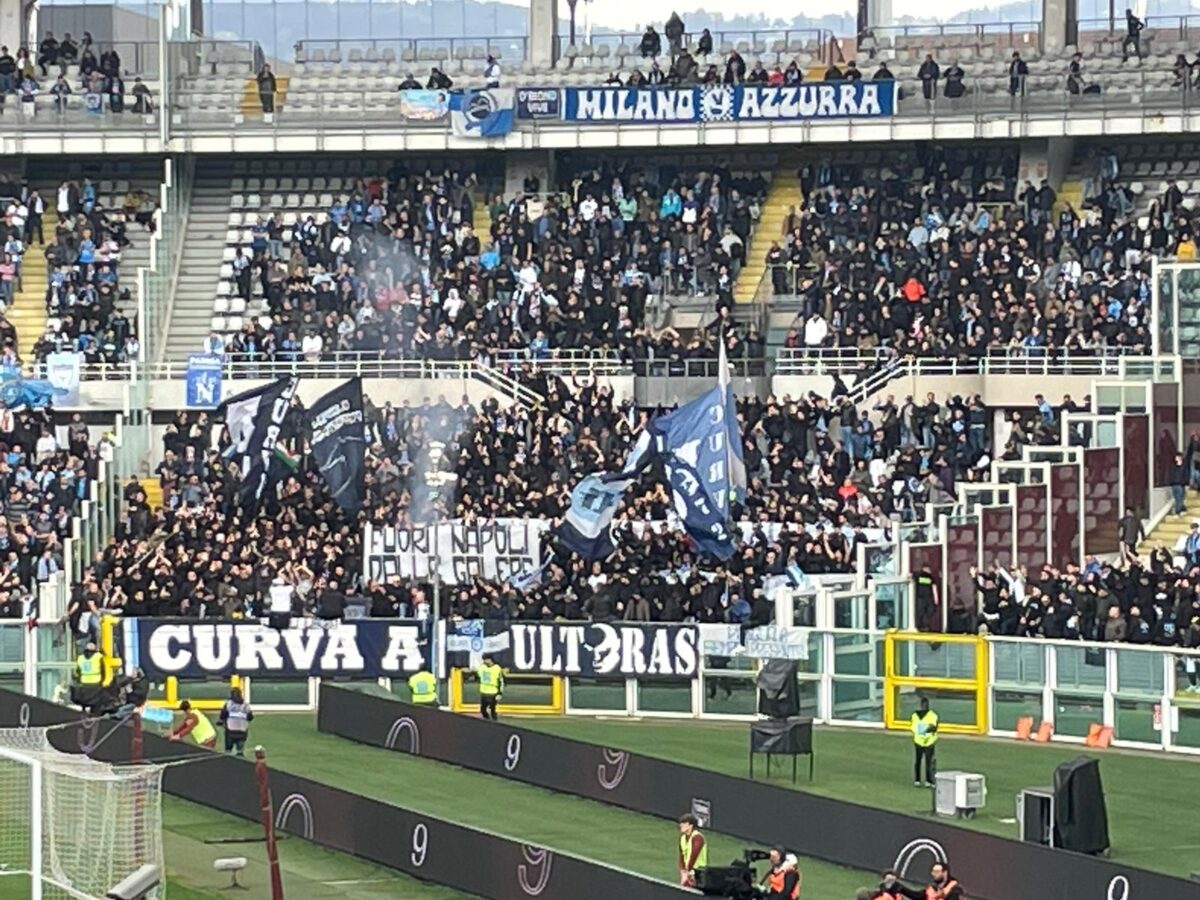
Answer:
[954, 556, 1200, 660]
[0, 409, 101, 621]
[2, 179, 148, 365]
[206, 162, 767, 364]
[0, 32, 152, 115]
[770, 144, 1156, 359]
[69, 363, 1017, 625]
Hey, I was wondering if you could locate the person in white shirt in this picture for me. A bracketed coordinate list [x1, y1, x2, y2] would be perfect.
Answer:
[301, 332, 323, 361]
[579, 196, 598, 222]
[35, 429, 58, 461]
[484, 55, 501, 88]
[803, 312, 828, 347]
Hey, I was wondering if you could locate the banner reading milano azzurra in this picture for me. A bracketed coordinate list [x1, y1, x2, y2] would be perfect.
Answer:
[562, 82, 898, 123]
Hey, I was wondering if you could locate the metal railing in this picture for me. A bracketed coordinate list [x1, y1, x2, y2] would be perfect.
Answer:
[491, 349, 630, 375]
[774, 347, 1166, 378]
[162, 67, 1199, 133]
[560, 28, 834, 63]
[294, 36, 528, 65]
[864, 21, 1042, 53]
[1078, 14, 1200, 41]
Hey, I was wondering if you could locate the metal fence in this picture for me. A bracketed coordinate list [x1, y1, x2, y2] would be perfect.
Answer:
[294, 36, 528, 65]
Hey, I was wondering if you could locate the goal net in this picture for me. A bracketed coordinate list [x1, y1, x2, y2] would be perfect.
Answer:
[0, 727, 165, 900]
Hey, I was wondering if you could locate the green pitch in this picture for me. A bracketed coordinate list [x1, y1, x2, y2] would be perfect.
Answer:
[243, 713, 878, 897]
[523, 716, 1200, 878]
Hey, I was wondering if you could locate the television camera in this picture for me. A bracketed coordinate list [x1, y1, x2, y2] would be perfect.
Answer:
[694, 849, 774, 899]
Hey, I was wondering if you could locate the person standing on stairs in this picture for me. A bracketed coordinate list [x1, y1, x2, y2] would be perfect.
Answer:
[257, 63, 277, 114]
[24, 190, 43, 246]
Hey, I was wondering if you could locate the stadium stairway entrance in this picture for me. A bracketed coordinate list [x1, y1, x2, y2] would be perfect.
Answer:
[13, 166, 158, 363]
[734, 160, 803, 305]
[1139, 490, 1200, 556]
[164, 164, 234, 361]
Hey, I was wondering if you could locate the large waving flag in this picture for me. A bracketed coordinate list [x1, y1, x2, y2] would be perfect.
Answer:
[650, 384, 738, 559]
[305, 378, 367, 512]
[219, 376, 300, 513]
[557, 431, 651, 560]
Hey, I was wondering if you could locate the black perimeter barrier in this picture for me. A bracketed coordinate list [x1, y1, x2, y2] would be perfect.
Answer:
[317, 683, 1200, 900]
[0, 689, 688, 900]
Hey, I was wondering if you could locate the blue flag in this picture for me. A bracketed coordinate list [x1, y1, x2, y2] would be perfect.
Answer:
[650, 386, 738, 558]
[557, 432, 650, 560]
[450, 89, 515, 138]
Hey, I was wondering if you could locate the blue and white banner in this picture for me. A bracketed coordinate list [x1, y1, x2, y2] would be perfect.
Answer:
[699, 623, 811, 661]
[398, 89, 451, 121]
[516, 87, 560, 119]
[562, 82, 897, 123]
[125, 618, 431, 678]
[44, 351, 81, 406]
[444, 620, 699, 677]
[450, 88, 515, 138]
[650, 386, 741, 559]
[557, 431, 651, 560]
[185, 353, 224, 408]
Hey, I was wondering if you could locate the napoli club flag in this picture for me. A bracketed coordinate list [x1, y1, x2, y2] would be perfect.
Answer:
[305, 378, 367, 512]
[450, 89, 515, 138]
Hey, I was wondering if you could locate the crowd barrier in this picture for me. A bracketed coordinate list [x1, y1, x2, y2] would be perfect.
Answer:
[0, 689, 687, 900]
[317, 683, 1200, 900]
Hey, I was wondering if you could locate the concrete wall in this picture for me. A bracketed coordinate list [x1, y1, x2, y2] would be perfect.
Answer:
[66, 373, 636, 415]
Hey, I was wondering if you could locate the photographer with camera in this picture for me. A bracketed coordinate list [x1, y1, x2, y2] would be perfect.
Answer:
[761, 848, 801, 899]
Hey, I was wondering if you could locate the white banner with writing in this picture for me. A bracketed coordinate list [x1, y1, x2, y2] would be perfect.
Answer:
[365, 519, 549, 584]
[698, 623, 812, 661]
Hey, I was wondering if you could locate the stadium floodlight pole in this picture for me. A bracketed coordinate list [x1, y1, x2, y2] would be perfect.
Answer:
[253, 746, 285, 900]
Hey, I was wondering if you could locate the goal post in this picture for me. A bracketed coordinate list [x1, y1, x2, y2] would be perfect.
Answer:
[0, 730, 165, 900]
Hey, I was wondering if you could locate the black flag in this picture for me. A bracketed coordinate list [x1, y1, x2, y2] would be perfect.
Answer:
[305, 378, 367, 512]
[218, 376, 300, 513]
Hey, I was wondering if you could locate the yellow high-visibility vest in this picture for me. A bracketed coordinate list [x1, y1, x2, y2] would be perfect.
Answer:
[188, 711, 216, 746]
[478, 663, 503, 696]
[912, 710, 939, 748]
[76, 653, 103, 685]
[408, 671, 437, 704]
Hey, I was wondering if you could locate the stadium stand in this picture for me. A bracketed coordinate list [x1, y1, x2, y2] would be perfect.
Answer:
[164, 154, 778, 363]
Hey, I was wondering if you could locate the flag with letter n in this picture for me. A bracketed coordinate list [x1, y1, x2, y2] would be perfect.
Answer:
[218, 376, 300, 514]
[650, 385, 736, 559]
[305, 378, 368, 512]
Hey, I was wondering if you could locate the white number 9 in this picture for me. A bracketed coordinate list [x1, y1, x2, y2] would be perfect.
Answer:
[411, 823, 428, 867]
[1107, 877, 1129, 900]
[504, 734, 522, 772]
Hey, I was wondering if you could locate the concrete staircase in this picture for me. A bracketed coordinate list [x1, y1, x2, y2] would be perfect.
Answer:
[163, 169, 234, 361]
[473, 197, 492, 251]
[239, 76, 290, 116]
[139, 477, 164, 511]
[9, 248, 47, 362]
[1054, 179, 1084, 217]
[734, 163, 803, 304]
[1138, 491, 1200, 556]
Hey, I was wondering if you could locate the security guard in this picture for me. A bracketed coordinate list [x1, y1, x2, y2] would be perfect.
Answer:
[880, 862, 963, 899]
[75, 641, 105, 686]
[762, 847, 801, 898]
[911, 696, 939, 787]
[168, 700, 218, 749]
[408, 669, 438, 705]
[71, 641, 106, 711]
[476, 653, 504, 720]
[676, 813, 707, 888]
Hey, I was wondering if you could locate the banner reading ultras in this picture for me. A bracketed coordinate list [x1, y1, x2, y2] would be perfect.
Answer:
[561, 82, 898, 123]
[446, 621, 700, 678]
[125, 619, 430, 679]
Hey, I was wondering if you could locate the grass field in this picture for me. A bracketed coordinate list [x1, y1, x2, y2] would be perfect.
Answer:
[244, 714, 879, 897]
[523, 716, 1200, 877]
[0, 793, 468, 900]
